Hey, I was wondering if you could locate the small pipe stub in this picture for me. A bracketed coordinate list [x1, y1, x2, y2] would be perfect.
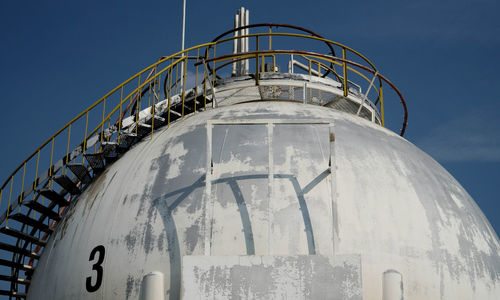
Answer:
[139, 271, 165, 300]
[383, 269, 404, 300]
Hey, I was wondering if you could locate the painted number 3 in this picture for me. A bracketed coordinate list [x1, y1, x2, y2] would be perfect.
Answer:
[86, 245, 105, 292]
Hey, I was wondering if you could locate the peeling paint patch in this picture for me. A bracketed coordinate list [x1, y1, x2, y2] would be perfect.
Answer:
[182, 255, 362, 299]
[184, 223, 201, 253]
[166, 142, 189, 179]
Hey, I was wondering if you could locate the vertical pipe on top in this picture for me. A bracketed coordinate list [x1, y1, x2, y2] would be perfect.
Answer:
[244, 8, 250, 74]
[232, 13, 239, 76]
[239, 7, 245, 75]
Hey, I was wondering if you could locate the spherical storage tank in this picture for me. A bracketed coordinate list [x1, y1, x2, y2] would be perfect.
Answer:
[0, 12, 499, 300]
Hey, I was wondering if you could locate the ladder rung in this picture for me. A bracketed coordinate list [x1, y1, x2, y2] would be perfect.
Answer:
[8, 214, 53, 233]
[23, 201, 61, 221]
[0, 227, 47, 246]
[38, 189, 70, 207]
[53, 175, 80, 195]
[67, 164, 92, 185]
[0, 242, 40, 259]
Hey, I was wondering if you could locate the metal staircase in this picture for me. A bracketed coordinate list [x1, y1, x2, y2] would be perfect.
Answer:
[0, 90, 212, 298]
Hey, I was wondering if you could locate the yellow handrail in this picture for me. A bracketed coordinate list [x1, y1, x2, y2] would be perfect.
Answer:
[0, 28, 407, 229]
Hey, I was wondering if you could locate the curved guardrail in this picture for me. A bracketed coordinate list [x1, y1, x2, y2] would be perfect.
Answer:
[0, 24, 407, 298]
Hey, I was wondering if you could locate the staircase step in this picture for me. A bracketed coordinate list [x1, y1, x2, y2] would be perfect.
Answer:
[0, 258, 34, 272]
[8, 214, 52, 233]
[101, 141, 121, 159]
[0, 290, 27, 298]
[23, 201, 61, 222]
[101, 141, 117, 153]
[136, 123, 152, 137]
[0, 227, 47, 246]
[53, 175, 80, 195]
[145, 115, 166, 127]
[84, 153, 105, 173]
[38, 189, 70, 207]
[0, 242, 40, 260]
[0, 275, 30, 285]
[118, 132, 137, 148]
[67, 164, 92, 185]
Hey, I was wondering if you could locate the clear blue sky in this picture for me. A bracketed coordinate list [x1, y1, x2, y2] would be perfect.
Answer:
[0, 0, 499, 237]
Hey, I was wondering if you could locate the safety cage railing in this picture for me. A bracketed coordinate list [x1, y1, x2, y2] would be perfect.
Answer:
[0, 23, 407, 298]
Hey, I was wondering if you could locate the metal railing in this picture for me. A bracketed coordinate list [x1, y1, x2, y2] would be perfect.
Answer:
[0, 24, 407, 296]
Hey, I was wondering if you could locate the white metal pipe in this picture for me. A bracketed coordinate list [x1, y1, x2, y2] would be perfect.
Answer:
[244, 9, 250, 74]
[292, 60, 320, 76]
[139, 271, 165, 300]
[232, 13, 239, 76]
[239, 7, 244, 75]
[383, 270, 404, 300]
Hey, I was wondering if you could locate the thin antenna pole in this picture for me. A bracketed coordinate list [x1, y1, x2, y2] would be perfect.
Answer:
[182, 0, 186, 52]
[180, 0, 186, 89]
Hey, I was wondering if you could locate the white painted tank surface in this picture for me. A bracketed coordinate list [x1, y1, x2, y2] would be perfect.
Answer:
[25, 73, 500, 299]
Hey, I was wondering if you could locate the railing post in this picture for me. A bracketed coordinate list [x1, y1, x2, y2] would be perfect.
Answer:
[83, 112, 89, 164]
[380, 85, 385, 127]
[167, 67, 172, 126]
[135, 74, 141, 135]
[269, 26, 272, 50]
[202, 58, 207, 110]
[342, 48, 348, 97]
[182, 56, 187, 118]
[101, 98, 106, 144]
[34, 150, 40, 200]
[20, 163, 26, 212]
[255, 36, 260, 85]
[195, 48, 200, 112]
[118, 86, 123, 143]
[49, 137, 55, 189]
[65, 124, 72, 174]
[150, 80, 155, 138]
[212, 45, 217, 91]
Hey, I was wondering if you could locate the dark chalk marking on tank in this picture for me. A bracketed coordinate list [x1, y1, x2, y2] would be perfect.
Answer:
[157, 231, 165, 251]
[143, 222, 155, 255]
[125, 275, 134, 300]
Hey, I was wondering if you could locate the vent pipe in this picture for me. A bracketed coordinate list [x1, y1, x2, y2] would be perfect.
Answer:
[232, 7, 250, 76]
